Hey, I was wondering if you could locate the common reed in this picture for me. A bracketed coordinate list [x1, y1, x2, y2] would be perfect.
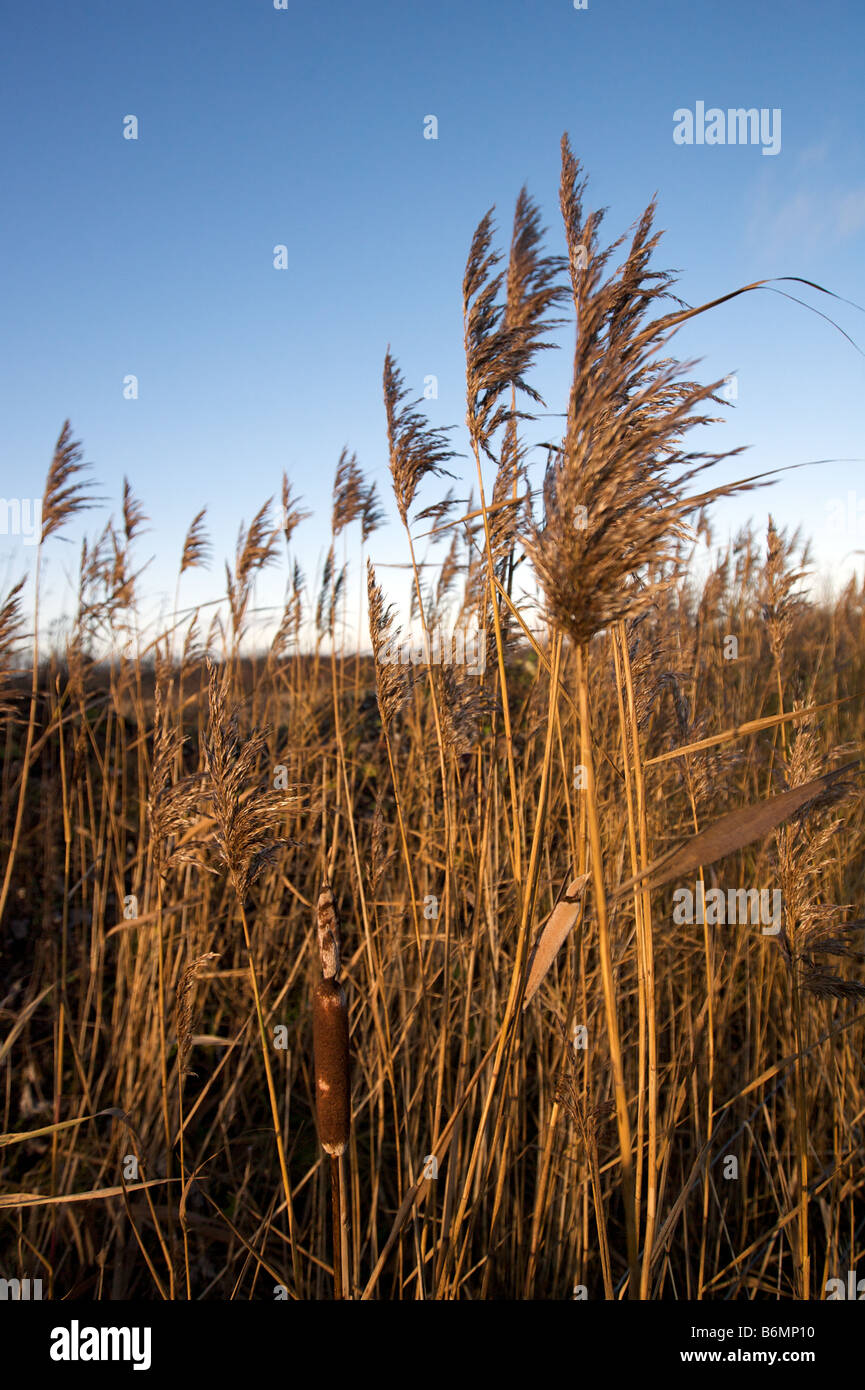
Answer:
[1, 137, 863, 1306]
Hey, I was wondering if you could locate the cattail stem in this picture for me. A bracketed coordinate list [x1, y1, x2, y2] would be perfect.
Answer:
[313, 970, 351, 1299]
[330, 1155, 347, 1299]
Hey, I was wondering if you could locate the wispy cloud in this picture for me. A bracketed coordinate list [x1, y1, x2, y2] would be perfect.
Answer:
[798, 140, 830, 167]
[837, 190, 865, 238]
[747, 178, 865, 256]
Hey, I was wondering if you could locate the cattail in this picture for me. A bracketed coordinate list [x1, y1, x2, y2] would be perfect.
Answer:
[313, 882, 350, 1157]
[313, 978, 350, 1156]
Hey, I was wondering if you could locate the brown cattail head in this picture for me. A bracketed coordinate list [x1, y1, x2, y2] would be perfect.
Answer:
[313, 978, 350, 1156]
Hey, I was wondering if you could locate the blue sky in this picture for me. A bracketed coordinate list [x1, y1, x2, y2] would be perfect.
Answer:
[2, 0, 863, 649]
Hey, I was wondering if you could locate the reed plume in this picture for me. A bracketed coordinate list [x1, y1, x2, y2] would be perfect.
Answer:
[225, 499, 281, 652]
[526, 138, 738, 649]
[175, 952, 221, 1080]
[0, 579, 25, 722]
[281, 473, 310, 547]
[203, 659, 299, 899]
[0, 422, 98, 928]
[40, 420, 99, 544]
[367, 560, 412, 728]
[384, 349, 457, 524]
[180, 508, 212, 575]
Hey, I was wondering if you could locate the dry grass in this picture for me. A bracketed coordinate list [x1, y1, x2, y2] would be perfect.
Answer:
[1, 136, 864, 1301]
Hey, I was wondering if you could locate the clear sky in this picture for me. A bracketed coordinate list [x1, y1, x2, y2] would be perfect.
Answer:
[2, 0, 863, 649]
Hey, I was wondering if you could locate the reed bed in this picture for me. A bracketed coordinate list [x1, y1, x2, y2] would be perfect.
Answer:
[1, 135, 863, 1300]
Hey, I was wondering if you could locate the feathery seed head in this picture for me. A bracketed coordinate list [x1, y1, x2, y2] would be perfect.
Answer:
[40, 421, 100, 545]
[384, 349, 458, 524]
[203, 660, 302, 899]
[367, 559, 413, 727]
[180, 508, 212, 575]
[176, 953, 221, 1078]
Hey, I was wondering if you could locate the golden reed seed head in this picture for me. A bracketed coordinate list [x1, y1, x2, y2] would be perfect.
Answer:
[313, 978, 350, 1156]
